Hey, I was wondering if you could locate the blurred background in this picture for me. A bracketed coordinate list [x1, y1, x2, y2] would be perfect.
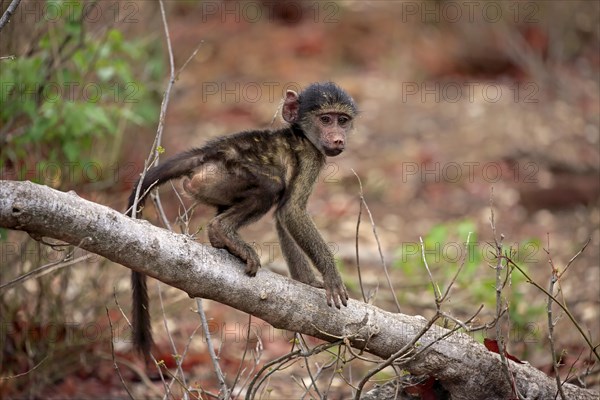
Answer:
[1, 1, 599, 397]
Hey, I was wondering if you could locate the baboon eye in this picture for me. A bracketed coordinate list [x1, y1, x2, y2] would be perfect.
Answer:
[338, 116, 349, 125]
[319, 115, 332, 124]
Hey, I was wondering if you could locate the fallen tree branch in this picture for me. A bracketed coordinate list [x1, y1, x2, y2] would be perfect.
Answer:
[0, 180, 597, 400]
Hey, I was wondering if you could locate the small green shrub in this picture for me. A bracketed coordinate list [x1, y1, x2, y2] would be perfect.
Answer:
[393, 219, 544, 339]
[0, 0, 161, 187]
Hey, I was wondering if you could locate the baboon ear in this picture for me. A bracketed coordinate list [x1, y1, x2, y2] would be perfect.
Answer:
[282, 90, 300, 123]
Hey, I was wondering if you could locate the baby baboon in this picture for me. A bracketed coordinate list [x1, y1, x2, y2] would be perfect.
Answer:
[127, 82, 357, 358]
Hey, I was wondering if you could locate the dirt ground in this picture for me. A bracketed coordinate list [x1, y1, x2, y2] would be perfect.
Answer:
[3, 1, 599, 398]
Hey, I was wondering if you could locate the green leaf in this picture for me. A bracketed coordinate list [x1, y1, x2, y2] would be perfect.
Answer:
[62, 141, 80, 162]
[107, 29, 124, 47]
[84, 106, 114, 132]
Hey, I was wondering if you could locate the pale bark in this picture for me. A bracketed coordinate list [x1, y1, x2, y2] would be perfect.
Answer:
[0, 180, 597, 400]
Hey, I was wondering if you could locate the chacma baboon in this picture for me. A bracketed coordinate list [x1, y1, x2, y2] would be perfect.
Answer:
[127, 82, 357, 358]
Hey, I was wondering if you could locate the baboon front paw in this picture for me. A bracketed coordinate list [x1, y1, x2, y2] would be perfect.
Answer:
[244, 252, 261, 277]
[324, 277, 349, 309]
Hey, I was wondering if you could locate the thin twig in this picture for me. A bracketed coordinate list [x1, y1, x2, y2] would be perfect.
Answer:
[176, 41, 204, 79]
[504, 256, 600, 362]
[97, 354, 163, 396]
[316, 345, 345, 397]
[545, 235, 566, 400]
[0, 0, 22, 32]
[234, 336, 263, 399]
[0, 355, 47, 380]
[420, 235, 441, 301]
[113, 292, 166, 398]
[151, 353, 171, 400]
[156, 282, 188, 398]
[155, 359, 199, 400]
[560, 237, 591, 278]
[231, 315, 257, 398]
[490, 194, 524, 399]
[439, 231, 472, 303]
[163, 321, 201, 398]
[130, 0, 178, 218]
[196, 298, 230, 398]
[354, 181, 368, 302]
[352, 169, 400, 312]
[245, 341, 341, 399]
[354, 294, 484, 398]
[152, 191, 173, 231]
[106, 308, 135, 400]
[296, 334, 322, 399]
[0, 253, 93, 291]
[353, 313, 439, 399]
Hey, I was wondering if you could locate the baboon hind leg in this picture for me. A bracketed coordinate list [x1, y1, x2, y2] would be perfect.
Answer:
[208, 198, 274, 276]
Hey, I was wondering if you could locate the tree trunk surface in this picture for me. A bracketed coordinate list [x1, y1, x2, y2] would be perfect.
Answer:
[0, 181, 597, 400]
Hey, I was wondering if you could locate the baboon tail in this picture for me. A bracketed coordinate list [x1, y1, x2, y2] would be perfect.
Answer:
[127, 147, 204, 358]
[131, 270, 152, 360]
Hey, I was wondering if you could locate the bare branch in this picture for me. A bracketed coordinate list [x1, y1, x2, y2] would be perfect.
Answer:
[1, 181, 597, 400]
[0, 0, 21, 31]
